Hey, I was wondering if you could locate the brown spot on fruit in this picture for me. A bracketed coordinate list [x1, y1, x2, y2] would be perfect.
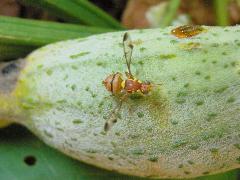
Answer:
[171, 25, 205, 38]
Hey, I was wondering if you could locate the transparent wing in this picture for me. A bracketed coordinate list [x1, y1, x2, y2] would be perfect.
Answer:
[123, 32, 134, 78]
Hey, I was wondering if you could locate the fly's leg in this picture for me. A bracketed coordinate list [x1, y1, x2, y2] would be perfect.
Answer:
[104, 94, 128, 132]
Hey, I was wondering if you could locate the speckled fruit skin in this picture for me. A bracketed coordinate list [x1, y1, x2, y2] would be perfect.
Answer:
[1, 26, 240, 179]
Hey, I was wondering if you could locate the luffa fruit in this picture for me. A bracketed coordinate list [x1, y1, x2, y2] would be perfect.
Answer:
[0, 26, 239, 179]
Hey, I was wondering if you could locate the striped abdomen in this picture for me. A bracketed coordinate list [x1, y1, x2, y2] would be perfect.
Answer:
[102, 72, 123, 94]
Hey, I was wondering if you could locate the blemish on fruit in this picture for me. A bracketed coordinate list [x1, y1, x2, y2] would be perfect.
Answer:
[177, 91, 188, 97]
[70, 51, 90, 59]
[189, 144, 200, 150]
[159, 54, 176, 59]
[179, 42, 201, 50]
[204, 75, 211, 80]
[96, 62, 106, 67]
[211, 43, 219, 47]
[173, 139, 188, 148]
[231, 61, 236, 67]
[176, 99, 186, 104]
[172, 77, 177, 81]
[210, 148, 218, 153]
[85, 86, 90, 91]
[43, 130, 53, 138]
[86, 149, 97, 153]
[140, 47, 146, 52]
[195, 71, 201, 75]
[171, 120, 178, 125]
[148, 155, 158, 162]
[138, 60, 144, 65]
[73, 119, 83, 124]
[46, 69, 53, 76]
[188, 160, 194, 165]
[178, 164, 184, 168]
[195, 101, 204, 106]
[237, 157, 240, 163]
[214, 86, 228, 93]
[224, 64, 229, 68]
[171, 25, 205, 38]
[207, 113, 217, 122]
[184, 83, 190, 88]
[71, 84, 77, 91]
[234, 144, 240, 149]
[71, 65, 78, 70]
[227, 97, 236, 103]
[130, 147, 145, 155]
[137, 112, 144, 118]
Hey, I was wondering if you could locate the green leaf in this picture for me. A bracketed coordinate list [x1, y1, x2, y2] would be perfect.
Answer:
[0, 43, 35, 61]
[0, 125, 238, 180]
[214, 0, 230, 26]
[19, 0, 124, 29]
[159, 0, 181, 27]
[0, 125, 128, 180]
[0, 16, 112, 60]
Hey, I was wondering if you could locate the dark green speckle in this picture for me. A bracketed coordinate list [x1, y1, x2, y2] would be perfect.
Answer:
[177, 91, 188, 97]
[160, 54, 176, 59]
[148, 155, 158, 162]
[234, 144, 240, 149]
[227, 97, 236, 103]
[46, 69, 53, 76]
[195, 101, 204, 106]
[137, 112, 144, 118]
[130, 147, 145, 155]
[173, 139, 188, 148]
[71, 65, 78, 70]
[71, 84, 77, 91]
[195, 71, 201, 75]
[44, 130, 53, 138]
[204, 75, 211, 80]
[236, 157, 240, 163]
[214, 86, 228, 93]
[202, 171, 210, 175]
[140, 47, 146, 52]
[176, 99, 186, 104]
[73, 119, 83, 124]
[70, 52, 90, 59]
[178, 164, 183, 168]
[207, 113, 217, 122]
[187, 160, 194, 165]
[184, 83, 189, 88]
[210, 148, 218, 153]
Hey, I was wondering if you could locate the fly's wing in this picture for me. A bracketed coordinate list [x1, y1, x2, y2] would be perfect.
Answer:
[123, 33, 134, 78]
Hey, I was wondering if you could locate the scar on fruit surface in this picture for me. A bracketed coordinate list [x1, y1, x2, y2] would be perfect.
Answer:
[171, 25, 206, 38]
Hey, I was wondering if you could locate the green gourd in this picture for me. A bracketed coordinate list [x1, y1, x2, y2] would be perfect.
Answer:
[0, 26, 239, 179]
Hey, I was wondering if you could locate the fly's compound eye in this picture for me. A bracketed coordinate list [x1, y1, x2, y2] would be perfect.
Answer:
[141, 82, 152, 94]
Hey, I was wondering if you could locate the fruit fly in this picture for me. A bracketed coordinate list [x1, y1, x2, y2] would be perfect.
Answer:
[171, 25, 205, 38]
[102, 33, 157, 132]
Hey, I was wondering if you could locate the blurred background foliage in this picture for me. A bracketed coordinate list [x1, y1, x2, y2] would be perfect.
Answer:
[0, 0, 239, 179]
